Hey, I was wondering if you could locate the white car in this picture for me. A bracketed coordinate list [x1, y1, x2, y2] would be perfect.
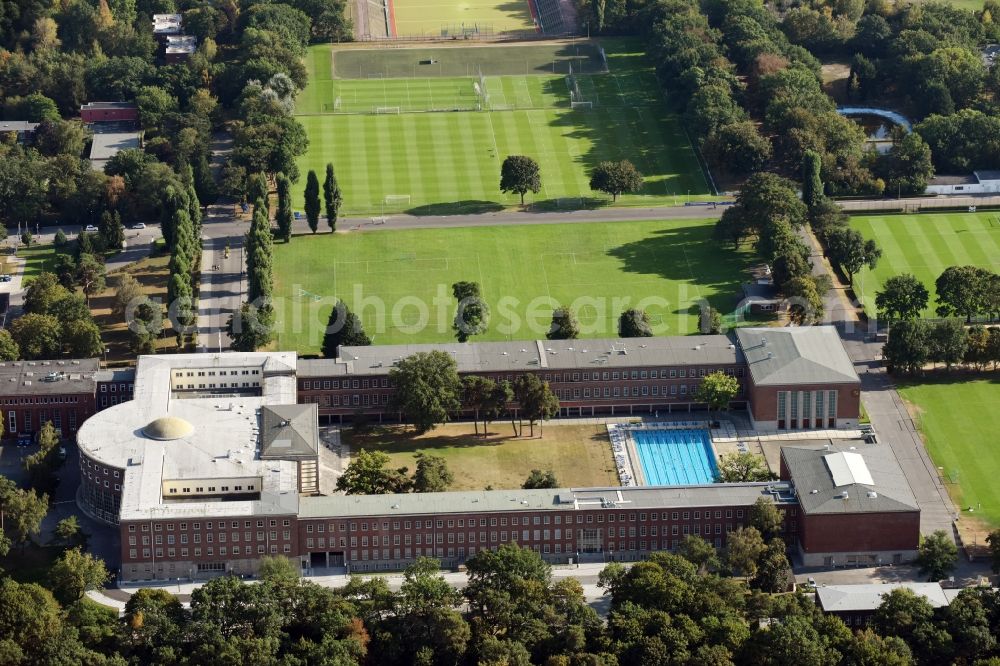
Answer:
[84, 225, 98, 232]
[131, 223, 146, 230]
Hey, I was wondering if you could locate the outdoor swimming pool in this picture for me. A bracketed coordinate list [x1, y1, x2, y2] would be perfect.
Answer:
[632, 428, 718, 485]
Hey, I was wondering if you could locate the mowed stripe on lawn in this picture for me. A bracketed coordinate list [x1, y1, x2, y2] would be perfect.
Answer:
[850, 212, 1000, 317]
[271, 218, 753, 350]
[899, 380, 1000, 527]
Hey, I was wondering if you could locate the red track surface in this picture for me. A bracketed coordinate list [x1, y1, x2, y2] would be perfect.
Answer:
[526, 0, 541, 32]
[387, 0, 397, 36]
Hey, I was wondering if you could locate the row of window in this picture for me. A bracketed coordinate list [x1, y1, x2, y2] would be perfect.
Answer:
[166, 483, 255, 494]
[99, 383, 133, 393]
[302, 378, 390, 391]
[129, 518, 292, 532]
[8, 409, 77, 433]
[0, 395, 81, 405]
[302, 508, 793, 534]
[130, 530, 290, 546]
[546, 367, 743, 382]
[173, 370, 261, 378]
[555, 383, 745, 400]
[128, 544, 290, 560]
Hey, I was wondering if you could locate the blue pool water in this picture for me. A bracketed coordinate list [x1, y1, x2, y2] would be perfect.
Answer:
[632, 429, 718, 486]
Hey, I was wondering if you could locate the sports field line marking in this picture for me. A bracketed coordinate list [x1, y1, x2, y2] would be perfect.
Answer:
[485, 108, 500, 159]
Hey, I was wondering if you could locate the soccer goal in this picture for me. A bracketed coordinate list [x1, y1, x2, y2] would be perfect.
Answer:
[324, 96, 343, 113]
[374, 106, 401, 114]
[571, 101, 593, 110]
[385, 194, 411, 206]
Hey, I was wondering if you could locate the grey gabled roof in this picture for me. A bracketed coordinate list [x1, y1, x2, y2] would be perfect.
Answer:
[816, 583, 949, 612]
[736, 326, 859, 386]
[299, 336, 741, 377]
[260, 404, 318, 458]
[782, 440, 918, 515]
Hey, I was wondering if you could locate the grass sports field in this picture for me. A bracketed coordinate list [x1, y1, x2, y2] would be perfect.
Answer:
[294, 40, 715, 216]
[347, 423, 619, 490]
[272, 218, 758, 351]
[899, 379, 1000, 527]
[850, 212, 1000, 318]
[389, 0, 536, 36]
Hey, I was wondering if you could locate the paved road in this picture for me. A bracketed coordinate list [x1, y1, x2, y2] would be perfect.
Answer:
[197, 206, 246, 351]
[799, 226, 959, 540]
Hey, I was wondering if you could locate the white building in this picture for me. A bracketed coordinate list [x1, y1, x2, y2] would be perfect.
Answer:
[925, 171, 1000, 195]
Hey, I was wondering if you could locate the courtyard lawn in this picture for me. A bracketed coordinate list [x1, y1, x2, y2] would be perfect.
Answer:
[271, 218, 758, 350]
[898, 378, 1000, 527]
[850, 212, 1000, 318]
[12, 243, 71, 282]
[346, 423, 620, 490]
[294, 40, 715, 216]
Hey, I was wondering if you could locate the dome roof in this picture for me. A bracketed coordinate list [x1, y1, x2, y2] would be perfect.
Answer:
[142, 416, 194, 441]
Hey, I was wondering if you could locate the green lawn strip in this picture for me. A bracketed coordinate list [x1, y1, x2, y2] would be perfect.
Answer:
[272, 218, 755, 350]
[898, 378, 1000, 527]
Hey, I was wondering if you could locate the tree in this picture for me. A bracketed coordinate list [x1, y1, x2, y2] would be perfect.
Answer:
[618, 308, 653, 337]
[275, 172, 293, 242]
[927, 319, 968, 370]
[499, 155, 541, 205]
[129, 298, 164, 354]
[915, 530, 958, 581]
[749, 497, 783, 541]
[304, 169, 320, 233]
[99, 208, 125, 250]
[547, 307, 579, 340]
[987, 530, 1000, 574]
[715, 172, 807, 249]
[751, 538, 791, 592]
[725, 527, 766, 578]
[876, 274, 929, 323]
[412, 453, 453, 493]
[227, 302, 275, 351]
[463, 375, 511, 436]
[784, 276, 824, 324]
[936, 265, 991, 321]
[801, 150, 823, 209]
[716, 451, 773, 482]
[589, 160, 643, 201]
[76, 254, 107, 304]
[0, 330, 20, 361]
[825, 226, 881, 284]
[694, 371, 739, 411]
[64, 319, 104, 357]
[0, 482, 48, 551]
[320, 302, 371, 358]
[522, 469, 558, 489]
[879, 131, 935, 196]
[676, 535, 719, 572]
[49, 548, 109, 604]
[323, 162, 342, 231]
[54, 516, 85, 548]
[389, 351, 463, 434]
[113, 272, 145, 318]
[23, 273, 69, 315]
[10, 313, 62, 359]
[883, 319, 930, 373]
[703, 121, 772, 176]
[512, 373, 559, 437]
[452, 281, 489, 342]
[336, 450, 411, 494]
[846, 629, 914, 666]
[20, 231, 32, 247]
[258, 555, 299, 581]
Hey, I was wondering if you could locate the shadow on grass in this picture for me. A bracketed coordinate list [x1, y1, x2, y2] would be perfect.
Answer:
[892, 371, 1000, 390]
[405, 201, 504, 216]
[531, 196, 607, 212]
[347, 423, 534, 455]
[606, 225, 754, 312]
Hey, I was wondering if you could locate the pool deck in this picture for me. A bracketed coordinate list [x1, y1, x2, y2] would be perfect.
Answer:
[608, 419, 866, 486]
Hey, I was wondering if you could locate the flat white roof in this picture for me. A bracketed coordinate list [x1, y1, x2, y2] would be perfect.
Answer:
[78, 352, 301, 520]
[823, 451, 874, 487]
